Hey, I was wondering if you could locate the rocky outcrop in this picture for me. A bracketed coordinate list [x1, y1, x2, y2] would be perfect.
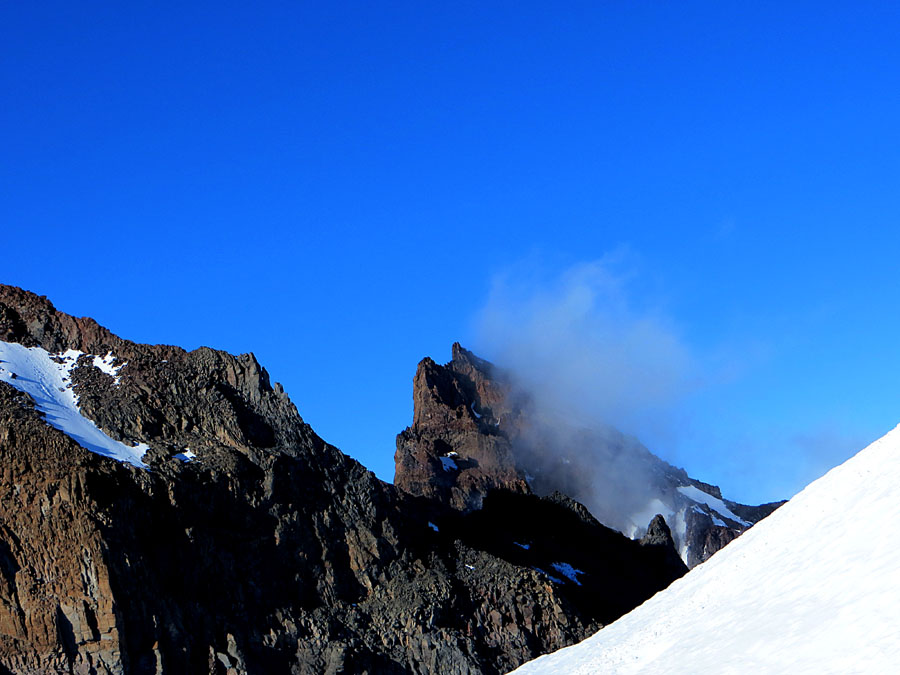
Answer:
[640, 515, 689, 579]
[0, 286, 687, 674]
[395, 344, 529, 511]
[394, 344, 784, 569]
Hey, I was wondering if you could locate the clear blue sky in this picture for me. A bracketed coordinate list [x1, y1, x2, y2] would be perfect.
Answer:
[3, 2, 900, 504]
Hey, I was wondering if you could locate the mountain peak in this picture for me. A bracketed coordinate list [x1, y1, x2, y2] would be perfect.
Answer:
[640, 514, 675, 546]
[396, 342, 781, 567]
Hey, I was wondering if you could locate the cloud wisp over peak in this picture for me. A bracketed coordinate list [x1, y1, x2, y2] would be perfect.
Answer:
[475, 254, 695, 439]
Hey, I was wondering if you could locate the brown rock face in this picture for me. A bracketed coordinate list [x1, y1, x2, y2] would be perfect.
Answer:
[395, 343, 529, 511]
[0, 286, 686, 675]
[0, 385, 125, 675]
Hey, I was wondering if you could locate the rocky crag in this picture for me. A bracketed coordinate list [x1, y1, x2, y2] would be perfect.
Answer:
[395, 344, 783, 568]
[0, 286, 686, 675]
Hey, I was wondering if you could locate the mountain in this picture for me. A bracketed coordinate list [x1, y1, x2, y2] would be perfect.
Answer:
[0, 285, 686, 674]
[512, 424, 900, 673]
[395, 344, 781, 568]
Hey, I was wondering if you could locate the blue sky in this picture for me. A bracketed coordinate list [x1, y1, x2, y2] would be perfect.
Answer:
[3, 2, 900, 504]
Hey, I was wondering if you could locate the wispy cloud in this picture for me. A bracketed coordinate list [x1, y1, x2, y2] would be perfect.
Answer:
[470, 252, 871, 513]
[469, 252, 702, 534]
[474, 250, 695, 438]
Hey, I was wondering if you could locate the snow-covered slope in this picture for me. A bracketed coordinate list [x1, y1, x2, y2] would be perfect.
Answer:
[512, 424, 900, 674]
[0, 340, 148, 467]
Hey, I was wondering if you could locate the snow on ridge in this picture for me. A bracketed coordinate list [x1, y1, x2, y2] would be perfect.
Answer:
[0, 341, 148, 468]
[690, 504, 727, 528]
[174, 449, 196, 462]
[676, 484, 751, 526]
[512, 424, 900, 674]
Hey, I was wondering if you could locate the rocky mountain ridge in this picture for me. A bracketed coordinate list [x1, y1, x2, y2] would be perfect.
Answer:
[394, 344, 783, 567]
[0, 285, 686, 674]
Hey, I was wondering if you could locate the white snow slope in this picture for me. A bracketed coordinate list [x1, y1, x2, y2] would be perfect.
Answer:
[512, 424, 900, 674]
[0, 341, 148, 468]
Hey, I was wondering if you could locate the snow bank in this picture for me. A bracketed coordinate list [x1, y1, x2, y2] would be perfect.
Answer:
[512, 424, 900, 674]
[0, 341, 148, 468]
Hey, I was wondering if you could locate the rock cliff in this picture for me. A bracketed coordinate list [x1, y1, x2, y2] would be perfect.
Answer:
[394, 344, 783, 568]
[0, 286, 686, 674]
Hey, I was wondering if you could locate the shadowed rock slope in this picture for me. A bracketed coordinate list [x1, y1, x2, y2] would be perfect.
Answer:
[0, 286, 685, 675]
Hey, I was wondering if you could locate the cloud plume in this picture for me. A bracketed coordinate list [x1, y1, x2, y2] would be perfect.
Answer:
[475, 252, 695, 440]
[471, 253, 699, 536]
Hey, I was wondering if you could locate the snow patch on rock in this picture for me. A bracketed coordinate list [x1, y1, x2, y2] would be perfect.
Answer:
[0, 341, 148, 468]
[92, 351, 126, 385]
[550, 562, 584, 586]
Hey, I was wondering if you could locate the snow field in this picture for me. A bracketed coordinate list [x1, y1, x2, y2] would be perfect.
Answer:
[512, 424, 900, 674]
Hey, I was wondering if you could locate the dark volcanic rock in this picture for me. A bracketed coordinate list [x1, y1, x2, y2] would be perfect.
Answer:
[0, 286, 686, 675]
[640, 515, 689, 579]
[640, 514, 676, 547]
[456, 493, 687, 627]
